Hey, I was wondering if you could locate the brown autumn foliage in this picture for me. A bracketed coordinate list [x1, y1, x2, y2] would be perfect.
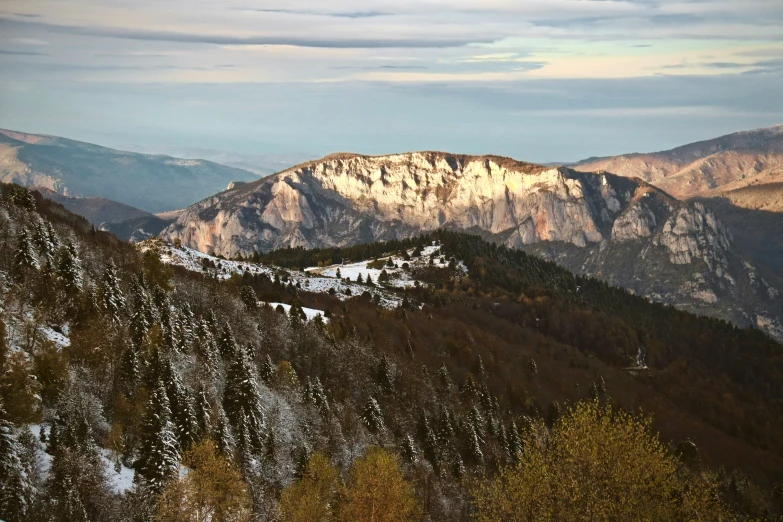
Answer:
[155, 439, 252, 522]
[473, 401, 732, 522]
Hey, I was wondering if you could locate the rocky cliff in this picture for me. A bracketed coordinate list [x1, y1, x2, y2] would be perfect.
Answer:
[161, 151, 782, 340]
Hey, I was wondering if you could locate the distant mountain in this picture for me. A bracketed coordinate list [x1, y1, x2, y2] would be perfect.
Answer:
[571, 125, 783, 201]
[117, 144, 316, 177]
[161, 151, 782, 340]
[37, 188, 175, 241]
[0, 129, 260, 213]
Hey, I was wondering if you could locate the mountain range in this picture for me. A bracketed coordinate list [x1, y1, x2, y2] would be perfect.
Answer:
[571, 124, 783, 203]
[2, 126, 781, 339]
[0, 129, 260, 213]
[160, 148, 782, 341]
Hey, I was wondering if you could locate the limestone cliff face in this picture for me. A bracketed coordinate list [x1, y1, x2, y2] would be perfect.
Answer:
[162, 151, 781, 341]
[165, 153, 657, 255]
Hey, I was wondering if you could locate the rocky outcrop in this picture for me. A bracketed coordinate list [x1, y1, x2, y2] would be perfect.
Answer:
[162, 151, 782, 341]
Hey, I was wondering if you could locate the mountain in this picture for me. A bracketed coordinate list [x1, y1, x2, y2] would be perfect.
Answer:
[161, 151, 782, 341]
[2, 182, 782, 521]
[36, 188, 176, 241]
[117, 144, 317, 177]
[0, 128, 260, 213]
[571, 125, 783, 201]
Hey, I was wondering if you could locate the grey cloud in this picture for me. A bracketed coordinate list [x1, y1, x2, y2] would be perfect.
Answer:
[238, 8, 389, 18]
[0, 17, 488, 49]
[0, 49, 48, 55]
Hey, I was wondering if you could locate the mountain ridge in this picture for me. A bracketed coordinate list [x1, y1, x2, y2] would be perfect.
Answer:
[570, 124, 783, 200]
[0, 128, 261, 213]
[161, 150, 782, 341]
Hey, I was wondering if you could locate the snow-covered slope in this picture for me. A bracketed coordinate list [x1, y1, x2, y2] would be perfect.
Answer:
[139, 239, 465, 310]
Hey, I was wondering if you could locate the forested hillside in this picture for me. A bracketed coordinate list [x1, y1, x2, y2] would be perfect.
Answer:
[1, 183, 782, 521]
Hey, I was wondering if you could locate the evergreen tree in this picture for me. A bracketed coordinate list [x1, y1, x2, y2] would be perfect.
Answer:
[259, 353, 275, 383]
[101, 259, 126, 322]
[55, 240, 83, 297]
[135, 384, 180, 493]
[218, 323, 238, 360]
[466, 422, 484, 466]
[214, 408, 234, 459]
[223, 344, 265, 453]
[194, 319, 219, 375]
[437, 406, 455, 445]
[0, 401, 33, 520]
[33, 218, 55, 264]
[437, 363, 452, 392]
[508, 420, 523, 462]
[119, 342, 141, 395]
[376, 355, 395, 394]
[452, 453, 466, 480]
[162, 358, 198, 450]
[401, 435, 417, 464]
[311, 377, 330, 415]
[360, 397, 385, 434]
[194, 387, 212, 439]
[13, 227, 38, 276]
[239, 286, 258, 310]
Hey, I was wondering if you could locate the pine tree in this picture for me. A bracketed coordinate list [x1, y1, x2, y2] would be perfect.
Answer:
[376, 355, 395, 394]
[13, 227, 38, 276]
[45, 221, 60, 251]
[214, 408, 234, 459]
[218, 323, 238, 360]
[194, 319, 219, 375]
[33, 218, 55, 264]
[55, 240, 83, 297]
[239, 286, 258, 310]
[437, 406, 455, 445]
[101, 259, 126, 322]
[508, 420, 522, 461]
[135, 384, 180, 493]
[162, 358, 198, 450]
[0, 401, 33, 520]
[466, 422, 484, 465]
[437, 363, 452, 392]
[223, 344, 265, 453]
[360, 397, 385, 434]
[194, 387, 212, 439]
[401, 435, 417, 464]
[259, 354, 275, 383]
[311, 377, 330, 415]
[452, 452, 466, 479]
[119, 342, 141, 395]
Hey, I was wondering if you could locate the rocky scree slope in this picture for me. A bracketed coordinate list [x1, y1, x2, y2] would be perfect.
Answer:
[162, 151, 782, 340]
[571, 125, 783, 201]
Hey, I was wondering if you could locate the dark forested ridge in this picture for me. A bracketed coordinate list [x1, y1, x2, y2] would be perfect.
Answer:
[1, 183, 782, 521]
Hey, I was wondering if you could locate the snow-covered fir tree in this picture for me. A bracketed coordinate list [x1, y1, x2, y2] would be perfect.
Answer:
[14, 226, 39, 275]
[0, 401, 34, 520]
[361, 396, 385, 434]
[135, 384, 179, 493]
[223, 343, 265, 453]
[101, 259, 126, 322]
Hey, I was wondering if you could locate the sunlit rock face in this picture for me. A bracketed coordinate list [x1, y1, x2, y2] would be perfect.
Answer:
[162, 151, 780, 341]
[164, 153, 669, 257]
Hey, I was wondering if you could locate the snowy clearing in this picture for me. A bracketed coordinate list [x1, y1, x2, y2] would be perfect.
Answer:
[138, 239, 467, 310]
[263, 302, 329, 322]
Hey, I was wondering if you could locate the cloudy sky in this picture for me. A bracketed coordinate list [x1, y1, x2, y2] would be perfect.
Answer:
[1, 0, 782, 162]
